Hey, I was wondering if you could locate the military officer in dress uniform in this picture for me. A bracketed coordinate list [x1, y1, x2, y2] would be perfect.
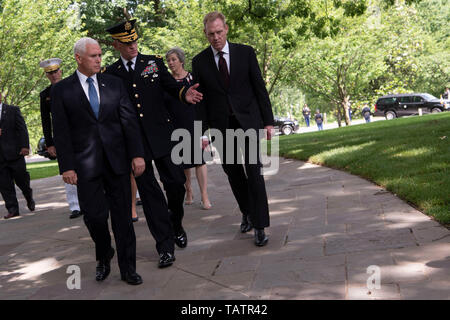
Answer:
[39, 58, 82, 219]
[105, 20, 202, 265]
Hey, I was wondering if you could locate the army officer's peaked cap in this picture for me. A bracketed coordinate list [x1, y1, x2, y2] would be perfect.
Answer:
[106, 19, 138, 43]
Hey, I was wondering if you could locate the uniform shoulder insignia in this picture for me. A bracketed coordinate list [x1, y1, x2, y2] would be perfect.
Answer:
[156, 55, 162, 59]
[101, 67, 106, 73]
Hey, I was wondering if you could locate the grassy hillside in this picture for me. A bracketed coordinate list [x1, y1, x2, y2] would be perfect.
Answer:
[279, 112, 450, 225]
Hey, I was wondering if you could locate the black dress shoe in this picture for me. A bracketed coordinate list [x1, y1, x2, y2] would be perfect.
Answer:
[69, 210, 82, 219]
[26, 198, 35, 212]
[4, 212, 19, 219]
[95, 247, 115, 281]
[158, 252, 175, 268]
[132, 217, 139, 223]
[174, 230, 187, 248]
[240, 215, 253, 233]
[136, 199, 142, 206]
[121, 272, 143, 285]
[254, 229, 268, 247]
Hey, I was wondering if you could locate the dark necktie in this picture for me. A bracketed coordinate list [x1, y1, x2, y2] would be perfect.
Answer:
[218, 51, 230, 89]
[127, 60, 134, 78]
[86, 77, 99, 119]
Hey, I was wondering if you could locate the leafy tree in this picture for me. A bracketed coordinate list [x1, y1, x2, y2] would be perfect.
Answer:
[413, 0, 450, 97]
[0, 0, 84, 149]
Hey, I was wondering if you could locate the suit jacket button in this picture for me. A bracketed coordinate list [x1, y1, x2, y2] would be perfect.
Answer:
[140, 114, 144, 118]
[133, 84, 136, 87]
[167, 119, 170, 122]
[137, 104, 141, 108]
[151, 79, 154, 82]
[135, 94, 139, 98]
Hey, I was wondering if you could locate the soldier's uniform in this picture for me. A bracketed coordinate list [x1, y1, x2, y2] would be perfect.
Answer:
[105, 20, 190, 255]
[39, 58, 81, 219]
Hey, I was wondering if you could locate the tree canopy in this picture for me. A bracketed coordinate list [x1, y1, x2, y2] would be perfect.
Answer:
[1, 0, 448, 148]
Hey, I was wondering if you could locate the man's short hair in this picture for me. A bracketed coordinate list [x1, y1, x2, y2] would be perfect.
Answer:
[166, 47, 185, 66]
[73, 37, 99, 56]
[203, 11, 226, 28]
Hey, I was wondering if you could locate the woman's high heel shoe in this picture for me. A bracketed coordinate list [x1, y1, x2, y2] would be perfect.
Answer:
[200, 200, 212, 210]
[185, 194, 194, 205]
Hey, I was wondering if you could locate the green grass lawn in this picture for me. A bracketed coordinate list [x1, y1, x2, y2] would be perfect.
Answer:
[27, 160, 59, 180]
[278, 112, 450, 225]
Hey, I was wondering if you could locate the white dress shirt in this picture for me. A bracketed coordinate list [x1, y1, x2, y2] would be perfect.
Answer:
[0, 103, 3, 121]
[76, 70, 100, 104]
[121, 55, 138, 71]
[211, 41, 230, 73]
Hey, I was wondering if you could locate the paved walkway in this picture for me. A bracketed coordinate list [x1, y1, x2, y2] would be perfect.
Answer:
[1, 158, 449, 300]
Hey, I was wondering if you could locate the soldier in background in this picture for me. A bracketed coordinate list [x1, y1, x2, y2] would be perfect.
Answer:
[39, 58, 82, 219]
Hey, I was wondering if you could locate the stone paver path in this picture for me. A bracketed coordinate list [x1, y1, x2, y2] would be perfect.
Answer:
[1, 158, 449, 299]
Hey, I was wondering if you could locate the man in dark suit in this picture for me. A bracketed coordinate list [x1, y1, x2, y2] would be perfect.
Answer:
[104, 20, 202, 254]
[192, 11, 275, 247]
[51, 37, 146, 285]
[39, 58, 82, 219]
[0, 92, 35, 219]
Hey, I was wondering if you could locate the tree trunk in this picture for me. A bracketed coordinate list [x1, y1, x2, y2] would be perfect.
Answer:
[336, 66, 350, 126]
[342, 97, 350, 126]
[335, 105, 342, 127]
[123, 8, 132, 20]
[338, 88, 350, 126]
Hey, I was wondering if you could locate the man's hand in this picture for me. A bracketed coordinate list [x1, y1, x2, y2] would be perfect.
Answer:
[185, 83, 203, 104]
[265, 125, 274, 140]
[47, 146, 57, 158]
[19, 148, 29, 156]
[132, 157, 145, 177]
[62, 170, 77, 185]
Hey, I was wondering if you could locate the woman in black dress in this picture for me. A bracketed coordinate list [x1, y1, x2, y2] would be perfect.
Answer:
[165, 47, 212, 210]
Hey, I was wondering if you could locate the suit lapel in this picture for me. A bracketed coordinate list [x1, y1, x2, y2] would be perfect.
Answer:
[229, 43, 238, 87]
[97, 73, 107, 120]
[114, 58, 129, 80]
[134, 53, 146, 79]
[0, 104, 8, 127]
[70, 72, 97, 119]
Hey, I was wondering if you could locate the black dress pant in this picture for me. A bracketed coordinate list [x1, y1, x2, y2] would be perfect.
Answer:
[0, 156, 32, 214]
[217, 116, 270, 229]
[134, 159, 175, 254]
[77, 160, 136, 276]
[154, 155, 186, 234]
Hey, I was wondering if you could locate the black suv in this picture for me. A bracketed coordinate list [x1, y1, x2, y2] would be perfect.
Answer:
[374, 93, 449, 119]
[273, 116, 299, 135]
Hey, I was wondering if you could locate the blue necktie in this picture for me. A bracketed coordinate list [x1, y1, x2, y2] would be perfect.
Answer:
[86, 77, 99, 119]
